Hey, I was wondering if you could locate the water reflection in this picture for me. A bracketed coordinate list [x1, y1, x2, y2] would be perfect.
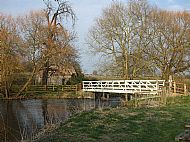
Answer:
[0, 98, 121, 141]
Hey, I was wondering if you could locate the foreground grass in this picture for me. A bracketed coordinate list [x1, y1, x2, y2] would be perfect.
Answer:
[36, 96, 190, 142]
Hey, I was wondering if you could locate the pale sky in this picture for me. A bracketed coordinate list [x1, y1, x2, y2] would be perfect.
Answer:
[0, 0, 190, 73]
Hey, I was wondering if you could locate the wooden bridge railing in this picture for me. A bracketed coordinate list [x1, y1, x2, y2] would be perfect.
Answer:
[83, 80, 165, 94]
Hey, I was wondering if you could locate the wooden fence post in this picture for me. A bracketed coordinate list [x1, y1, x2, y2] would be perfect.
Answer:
[62, 85, 64, 91]
[75, 85, 78, 94]
[169, 75, 172, 95]
[174, 82, 176, 95]
[53, 85, 55, 91]
[184, 84, 187, 95]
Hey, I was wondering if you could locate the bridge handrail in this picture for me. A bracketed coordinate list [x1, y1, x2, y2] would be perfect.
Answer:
[82, 80, 165, 94]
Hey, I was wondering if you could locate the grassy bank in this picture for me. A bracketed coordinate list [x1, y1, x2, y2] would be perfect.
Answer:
[35, 96, 190, 142]
[0, 91, 95, 100]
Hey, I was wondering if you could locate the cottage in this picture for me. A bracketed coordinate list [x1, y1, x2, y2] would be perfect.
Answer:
[36, 65, 76, 85]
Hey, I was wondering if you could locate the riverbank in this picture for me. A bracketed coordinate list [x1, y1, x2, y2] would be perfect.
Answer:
[0, 91, 95, 100]
[35, 95, 190, 142]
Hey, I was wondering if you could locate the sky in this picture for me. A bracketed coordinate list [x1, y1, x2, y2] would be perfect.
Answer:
[0, 0, 190, 74]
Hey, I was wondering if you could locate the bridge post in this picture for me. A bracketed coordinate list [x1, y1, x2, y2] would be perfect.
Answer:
[125, 94, 128, 102]
[135, 93, 138, 108]
[106, 94, 109, 100]
[95, 92, 101, 100]
[125, 93, 132, 101]
[101, 92, 109, 101]
[102, 92, 105, 100]
[156, 80, 159, 92]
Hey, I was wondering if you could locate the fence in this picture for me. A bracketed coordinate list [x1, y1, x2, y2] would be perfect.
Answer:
[162, 81, 190, 96]
[23, 84, 82, 95]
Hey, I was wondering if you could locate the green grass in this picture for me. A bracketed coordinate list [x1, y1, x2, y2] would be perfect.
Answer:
[36, 96, 190, 142]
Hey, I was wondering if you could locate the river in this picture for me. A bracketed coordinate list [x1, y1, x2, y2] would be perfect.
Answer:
[0, 98, 121, 141]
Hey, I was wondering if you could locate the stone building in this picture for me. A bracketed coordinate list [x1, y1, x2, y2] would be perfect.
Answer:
[36, 65, 76, 85]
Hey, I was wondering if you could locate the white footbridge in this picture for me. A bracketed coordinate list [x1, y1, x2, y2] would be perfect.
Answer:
[83, 80, 165, 94]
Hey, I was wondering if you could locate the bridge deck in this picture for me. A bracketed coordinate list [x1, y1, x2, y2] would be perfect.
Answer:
[83, 80, 165, 94]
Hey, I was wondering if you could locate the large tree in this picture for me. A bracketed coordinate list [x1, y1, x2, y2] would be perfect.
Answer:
[87, 0, 190, 79]
[87, 0, 153, 79]
[144, 10, 190, 80]
[41, 0, 76, 86]
[15, 9, 77, 96]
[15, 11, 48, 97]
[0, 14, 22, 98]
[14, 0, 77, 97]
[0, 0, 80, 98]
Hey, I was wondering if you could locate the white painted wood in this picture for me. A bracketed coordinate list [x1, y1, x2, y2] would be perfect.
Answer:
[83, 80, 165, 94]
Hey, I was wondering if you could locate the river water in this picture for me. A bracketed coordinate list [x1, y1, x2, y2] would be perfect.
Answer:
[0, 98, 121, 141]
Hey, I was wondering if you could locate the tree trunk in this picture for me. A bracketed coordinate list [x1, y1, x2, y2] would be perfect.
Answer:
[4, 81, 9, 98]
[123, 53, 128, 79]
[15, 67, 37, 97]
[162, 68, 172, 81]
[124, 60, 128, 79]
[42, 60, 49, 88]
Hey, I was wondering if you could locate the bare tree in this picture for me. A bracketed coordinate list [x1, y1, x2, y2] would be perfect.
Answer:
[0, 14, 22, 98]
[42, 0, 76, 86]
[144, 10, 190, 80]
[16, 7, 77, 97]
[0, 0, 79, 98]
[15, 11, 47, 97]
[87, 0, 190, 80]
[87, 0, 152, 79]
